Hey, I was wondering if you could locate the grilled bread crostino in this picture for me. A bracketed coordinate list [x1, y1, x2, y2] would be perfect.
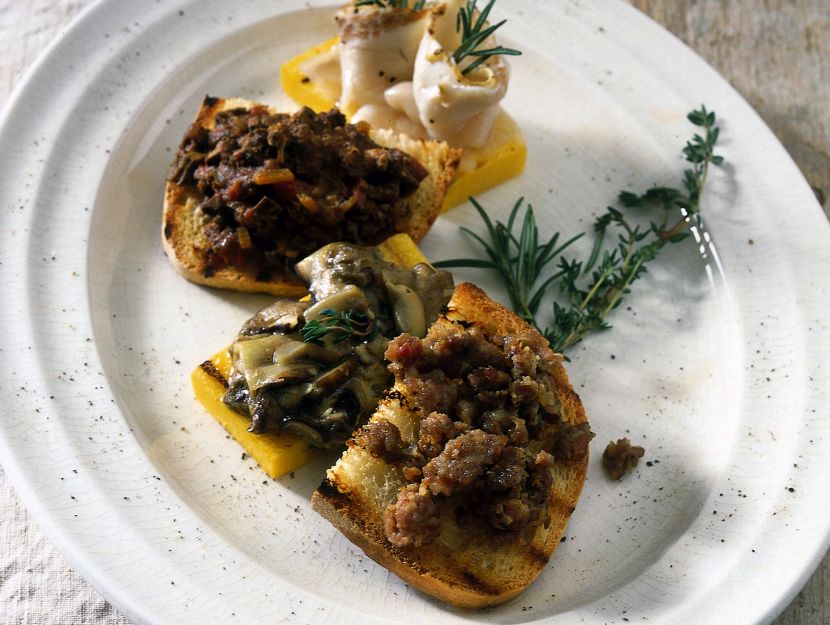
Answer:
[312, 283, 592, 608]
[162, 96, 460, 296]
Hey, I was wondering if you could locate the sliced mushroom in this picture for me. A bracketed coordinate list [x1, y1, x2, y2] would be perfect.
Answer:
[412, 263, 456, 324]
[385, 280, 426, 336]
[310, 358, 358, 395]
[249, 392, 284, 434]
[223, 375, 250, 413]
[239, 299, 309, 336]
[283, 421, 325, 448]
[316, 387, 363, 438]
[304, 284, 368, 322]
[272, 339, 348, 366]
[231, 334, 292, 373]
[342, 377, 376, 416]
[246, 361, 321, 392]
[353, 341, 386, 365]
[275, 382, 315, 412]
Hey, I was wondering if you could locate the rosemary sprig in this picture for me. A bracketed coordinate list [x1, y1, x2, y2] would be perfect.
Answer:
[453, 0, 521, 75]
[354, 0, 427, 10]
[434, 197, 583, 325]
[300, 309, 377, 346]
[436, 106, 725, 353]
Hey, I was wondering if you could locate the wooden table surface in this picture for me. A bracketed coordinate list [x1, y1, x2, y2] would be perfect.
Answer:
[1, 1, 827, 623]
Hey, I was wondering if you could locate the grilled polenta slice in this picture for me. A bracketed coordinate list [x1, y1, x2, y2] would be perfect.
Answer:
[191, 234, 433, 478]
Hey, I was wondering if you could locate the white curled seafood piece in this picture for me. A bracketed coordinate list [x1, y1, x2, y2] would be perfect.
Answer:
[336, 3, 429, 117]
[410, 0, 510, 148]
[350, 101, 428, 140]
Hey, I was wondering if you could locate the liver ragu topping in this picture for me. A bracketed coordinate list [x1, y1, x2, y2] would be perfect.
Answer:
[168, 104, 428, 277]
[360, 319, 594, 547]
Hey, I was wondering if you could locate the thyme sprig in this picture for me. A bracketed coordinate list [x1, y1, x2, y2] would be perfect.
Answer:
[435, 106, 725, 353]
[300, 309, 378, 346]
[453, 0, 521, 75]
[354, 0, 427, 10]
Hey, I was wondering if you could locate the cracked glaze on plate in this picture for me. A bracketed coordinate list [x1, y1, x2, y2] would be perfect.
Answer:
[1, 1, 829, 623]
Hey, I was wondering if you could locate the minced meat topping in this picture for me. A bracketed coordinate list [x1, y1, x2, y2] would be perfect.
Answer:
[602, 438, 645, 480]
[353, 319, 594, 547]
[168, 102, 428, 278]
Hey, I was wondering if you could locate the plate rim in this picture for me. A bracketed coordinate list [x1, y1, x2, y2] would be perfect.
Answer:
[1, 0, 829, 624]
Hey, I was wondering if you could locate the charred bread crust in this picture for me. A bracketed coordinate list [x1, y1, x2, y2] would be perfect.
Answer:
[161, 96, 461, 296]
[311, 283, 589, 608]
[162, 182, 309, 297]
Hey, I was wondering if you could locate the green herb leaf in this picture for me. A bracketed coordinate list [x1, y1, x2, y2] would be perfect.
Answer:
[300, 309, 378, 346]
[434, 197, 584, 325]
[452, 0, 521, 75]
[438, 106, 725, 354]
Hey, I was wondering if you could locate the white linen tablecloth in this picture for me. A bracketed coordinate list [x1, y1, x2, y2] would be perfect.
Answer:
[0, 469, 130, 624]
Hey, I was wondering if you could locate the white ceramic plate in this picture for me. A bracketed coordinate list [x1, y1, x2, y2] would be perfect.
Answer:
[2, 1, 829, 623]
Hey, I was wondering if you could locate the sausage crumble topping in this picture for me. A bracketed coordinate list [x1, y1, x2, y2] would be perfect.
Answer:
[602, 438, 645, 480]
[354, 319, 594, 547]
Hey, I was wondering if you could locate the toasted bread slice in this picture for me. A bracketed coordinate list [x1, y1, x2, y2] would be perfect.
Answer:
[162, 96, 461, 296]
[312, 283, 589, 608]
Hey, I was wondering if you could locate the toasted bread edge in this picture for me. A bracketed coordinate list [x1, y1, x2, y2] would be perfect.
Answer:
[312, 283, 589, 608]
[161, 96, 460, 295]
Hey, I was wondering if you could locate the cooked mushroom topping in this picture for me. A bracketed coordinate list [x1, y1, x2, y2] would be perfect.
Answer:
[223, 242, 453, 447]
[296, 242, 453, 337]
[385, 280, 426, 336]
[238, 299, 309, 336]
